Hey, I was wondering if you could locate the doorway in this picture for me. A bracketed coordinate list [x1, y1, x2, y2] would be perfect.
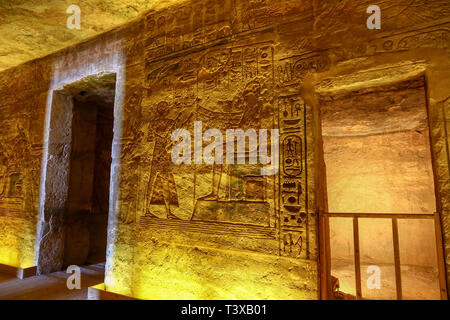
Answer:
[37, 72, 116, 274]
[319, 76, 447, 300]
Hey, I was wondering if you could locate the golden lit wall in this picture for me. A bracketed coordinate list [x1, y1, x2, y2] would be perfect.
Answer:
[0, 62, 47, 268]
[0, 0, 449, 299]
[116, 0, 320, 299]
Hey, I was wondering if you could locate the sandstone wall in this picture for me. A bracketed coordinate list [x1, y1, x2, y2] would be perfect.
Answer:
[0, 62, 48, 268]
[0, 0, 448, 299]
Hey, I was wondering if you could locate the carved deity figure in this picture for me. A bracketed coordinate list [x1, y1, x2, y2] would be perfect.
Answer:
[200, 78, 265, 201]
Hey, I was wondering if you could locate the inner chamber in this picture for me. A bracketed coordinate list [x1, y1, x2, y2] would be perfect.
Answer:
[321, 77, 441, 299]
[63, 88, 114, 267]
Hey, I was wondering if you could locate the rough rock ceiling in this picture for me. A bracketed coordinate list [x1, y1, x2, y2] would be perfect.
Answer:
[0, 0, 185, 72]
[320, 77, 428, 137]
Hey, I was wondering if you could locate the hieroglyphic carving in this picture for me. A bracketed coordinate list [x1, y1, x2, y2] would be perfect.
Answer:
[330, 43, 368, 63]
[323, 21, 450, 64]
[198, 42, 273, 94]
[283, 135, 302, 176]
[231, 0, 312, 32]
[324, 23, 450, 63]
[144, 0, 233, 63]
[136, 41, 283, 255]
[142, 0, 315, 64]
[281, 230, 303, 258]
[367, 23, 450, 55]
[137, 39, 313, 260]
[194, 42, 275, 229]
[398, 30, 449, 50]
[278, 94, 307, 259]
[276, 53, 330, 87]
[383, 0, 450, 27]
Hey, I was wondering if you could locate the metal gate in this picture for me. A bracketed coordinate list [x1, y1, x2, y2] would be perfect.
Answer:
[320, 211, 448, 300]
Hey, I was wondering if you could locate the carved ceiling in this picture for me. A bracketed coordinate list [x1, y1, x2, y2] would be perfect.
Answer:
[0, 0, 449, 72]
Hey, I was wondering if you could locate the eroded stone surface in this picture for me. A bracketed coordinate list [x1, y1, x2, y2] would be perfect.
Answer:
[0, 0, 191, 72]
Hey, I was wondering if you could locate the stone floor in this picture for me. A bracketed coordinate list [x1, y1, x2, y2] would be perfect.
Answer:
[332, 259, 441, 300]
[0, 263, 105, 300]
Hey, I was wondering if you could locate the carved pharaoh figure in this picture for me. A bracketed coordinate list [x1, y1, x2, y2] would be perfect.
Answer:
[144, 101, 193, 220]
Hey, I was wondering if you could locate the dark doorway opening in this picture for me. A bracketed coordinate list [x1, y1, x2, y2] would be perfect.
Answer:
[63, 90, 114, 267]
[37, 72, 116, 274]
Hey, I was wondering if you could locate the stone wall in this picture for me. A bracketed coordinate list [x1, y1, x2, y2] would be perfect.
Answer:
[0, 0, 448, 299]
[0, 62, 48, 268]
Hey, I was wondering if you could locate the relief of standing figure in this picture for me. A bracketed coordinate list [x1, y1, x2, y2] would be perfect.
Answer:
[145, 101, 193, 220]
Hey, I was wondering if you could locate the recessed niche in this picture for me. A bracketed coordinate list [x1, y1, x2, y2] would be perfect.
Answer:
[321, 76, 441, 300]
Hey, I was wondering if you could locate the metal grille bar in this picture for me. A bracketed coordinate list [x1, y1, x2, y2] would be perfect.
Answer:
[323, 211, 447, 300]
